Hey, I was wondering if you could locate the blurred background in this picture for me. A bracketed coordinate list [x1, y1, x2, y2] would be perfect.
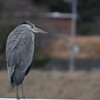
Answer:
[0, 0, 100, 99]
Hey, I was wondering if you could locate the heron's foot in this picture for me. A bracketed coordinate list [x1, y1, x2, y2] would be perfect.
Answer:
[21, 95, 25, 98]
[16, 96, 20, 100]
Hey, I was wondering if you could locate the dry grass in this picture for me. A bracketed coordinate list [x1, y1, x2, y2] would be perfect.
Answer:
[40, 36, 100, 58]
[1, 70, 100, 100]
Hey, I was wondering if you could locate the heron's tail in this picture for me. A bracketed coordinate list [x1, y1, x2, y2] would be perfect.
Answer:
[11, 68, 25, 87]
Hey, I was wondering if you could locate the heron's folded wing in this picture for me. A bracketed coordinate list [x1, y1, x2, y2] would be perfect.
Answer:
[6, 30, 34, 75]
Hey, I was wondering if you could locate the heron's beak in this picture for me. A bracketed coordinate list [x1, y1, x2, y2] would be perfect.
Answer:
[31, 26, 47, 34]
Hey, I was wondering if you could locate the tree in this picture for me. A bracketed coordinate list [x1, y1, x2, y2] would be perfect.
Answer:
[32, 0, 100, 35]
[32, 0, 100, 17]
[32, 0, 71, 12]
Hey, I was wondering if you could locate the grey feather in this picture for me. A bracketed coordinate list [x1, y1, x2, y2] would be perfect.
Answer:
[6, 25, 35, 87]
[6, 21, 47, 98]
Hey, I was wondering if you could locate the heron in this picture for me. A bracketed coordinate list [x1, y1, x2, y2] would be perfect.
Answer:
[6, 21, 47, 99]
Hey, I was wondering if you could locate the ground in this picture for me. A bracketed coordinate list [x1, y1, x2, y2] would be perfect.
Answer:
[0, 70, 100, 100]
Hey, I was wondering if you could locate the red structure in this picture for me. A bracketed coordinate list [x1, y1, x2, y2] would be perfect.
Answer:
[42, 12, 73, 35]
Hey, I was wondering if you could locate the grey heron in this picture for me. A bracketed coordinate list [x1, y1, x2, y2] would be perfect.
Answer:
[6, 21, 47, 99]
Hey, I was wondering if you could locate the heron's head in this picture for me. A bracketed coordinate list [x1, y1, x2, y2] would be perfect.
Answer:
[22, 21, 47, 34]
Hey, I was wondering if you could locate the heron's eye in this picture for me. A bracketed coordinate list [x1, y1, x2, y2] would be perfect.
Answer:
[31, 25, 34, 29]
[32, 24, 35, 29]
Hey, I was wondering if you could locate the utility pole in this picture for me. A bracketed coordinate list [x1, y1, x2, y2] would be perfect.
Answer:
[64, 0, 78, 71]
[69, 0, 77, 71]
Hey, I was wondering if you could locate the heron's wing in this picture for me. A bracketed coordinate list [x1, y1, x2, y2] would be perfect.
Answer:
[6, 27, 34, 80]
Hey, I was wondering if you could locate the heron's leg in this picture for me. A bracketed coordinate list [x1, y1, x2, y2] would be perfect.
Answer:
[16, 86, 19, 99]
[21, 83, 25, 98]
